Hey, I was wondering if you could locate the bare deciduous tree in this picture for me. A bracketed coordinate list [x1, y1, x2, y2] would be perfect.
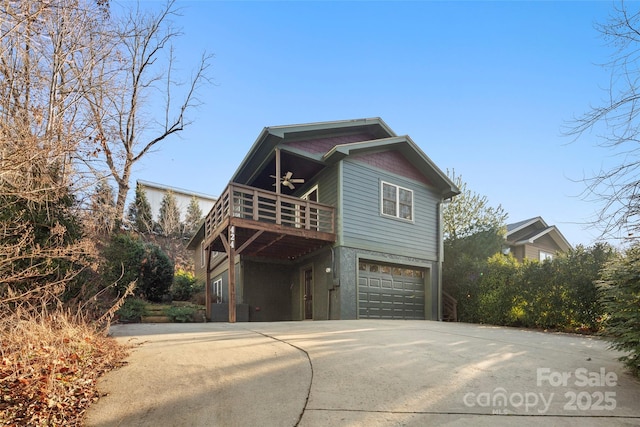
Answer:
[442, 170, 507, 241]
[0, 0, 107, 307]
[566, 1, 640, 240]
[81, 0, 212, 225]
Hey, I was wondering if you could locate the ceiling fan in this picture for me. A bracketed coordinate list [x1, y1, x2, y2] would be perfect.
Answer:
[271, 171, 305, 190]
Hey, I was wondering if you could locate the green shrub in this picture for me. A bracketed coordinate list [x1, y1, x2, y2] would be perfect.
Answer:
[518, 259, 570, 329]
[139, 242, 174, 302]
[102, 233, 174, 302]
[171, 269, 201, 301]
[191, 289, 207, 306]
[116, 298, 147, 322]
[164, 305, 196, 323]
[599, 245, 640, 377]
[451, 243, 614, 332]
[476, 254, 521, 325]
[563, 243, 615, 331]
[102, 234, 146, 294]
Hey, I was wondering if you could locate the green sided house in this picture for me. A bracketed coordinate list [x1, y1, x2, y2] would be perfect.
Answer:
[187, 118, 460, 322]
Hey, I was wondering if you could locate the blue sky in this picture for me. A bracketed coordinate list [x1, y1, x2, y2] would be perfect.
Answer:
[127, 1, 623, 247]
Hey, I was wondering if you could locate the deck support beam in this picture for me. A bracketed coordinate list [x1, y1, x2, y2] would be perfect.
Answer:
[205, 245, 212, 320]
[228, 226, 236, 323]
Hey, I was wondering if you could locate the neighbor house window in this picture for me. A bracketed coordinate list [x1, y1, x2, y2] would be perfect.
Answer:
[539, 251, 553, 261]
[381, 181, 413, 221]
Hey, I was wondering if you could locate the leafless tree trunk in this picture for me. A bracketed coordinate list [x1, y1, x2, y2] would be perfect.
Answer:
[566, 1, 640, 240]
[81, 0, 212, 224]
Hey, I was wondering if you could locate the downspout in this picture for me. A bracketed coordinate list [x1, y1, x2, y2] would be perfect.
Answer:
[205, 245, 211, 321]
[327, 246, 339, 319]
[437, 200, 444, 321]
[327, 160, 342, 320]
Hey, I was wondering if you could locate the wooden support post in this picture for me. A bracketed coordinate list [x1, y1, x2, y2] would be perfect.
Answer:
[228, 226, 236, 323]
[205, 245, 211, 321]
[275, 147, 281, 195]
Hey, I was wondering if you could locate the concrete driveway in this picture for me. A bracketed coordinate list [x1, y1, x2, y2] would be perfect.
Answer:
[85, 320, 640, 426]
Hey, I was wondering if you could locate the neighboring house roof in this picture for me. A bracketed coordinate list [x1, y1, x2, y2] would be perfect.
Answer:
[506, 216, 572, 252]
[231, 117, 460, 199]
[138, 180, 218, 202]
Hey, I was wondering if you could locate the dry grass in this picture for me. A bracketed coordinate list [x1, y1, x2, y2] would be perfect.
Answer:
[0, 308, 129, 426]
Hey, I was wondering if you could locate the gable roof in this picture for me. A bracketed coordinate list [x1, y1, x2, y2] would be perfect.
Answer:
[231, 118, 395, 183]
[231, 118, 460, 199]
[264, 117, 397, 140]
[506, 216, 572, 252]
[323, 135, 459, 199]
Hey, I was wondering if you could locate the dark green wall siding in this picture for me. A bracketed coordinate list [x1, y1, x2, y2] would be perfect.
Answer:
[242, 260, 293, 321]
[314, 165, 338, 207]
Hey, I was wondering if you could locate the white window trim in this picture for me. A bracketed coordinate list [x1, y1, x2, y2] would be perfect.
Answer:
[212, 278, 223, 303]
[380, 181, 414, 222]
[539, 250, 554, 261]
[200, 241, 205, 268]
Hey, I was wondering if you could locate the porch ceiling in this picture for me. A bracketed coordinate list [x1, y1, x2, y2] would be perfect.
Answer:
[247, 150, 325, 195]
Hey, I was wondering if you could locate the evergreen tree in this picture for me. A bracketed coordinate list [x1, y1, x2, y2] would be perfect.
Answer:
[127, 184, 153, 233]
[183, 196, 203, 237]
[158, 191, 181, 237]
[89, 180, 117, 235]
[1, 163, 86, 298]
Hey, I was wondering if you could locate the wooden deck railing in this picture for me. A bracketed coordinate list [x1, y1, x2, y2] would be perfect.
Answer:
[204, 183, 335, 242]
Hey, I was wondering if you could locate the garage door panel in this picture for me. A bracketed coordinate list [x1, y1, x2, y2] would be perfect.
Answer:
[358, 261, 426, 320]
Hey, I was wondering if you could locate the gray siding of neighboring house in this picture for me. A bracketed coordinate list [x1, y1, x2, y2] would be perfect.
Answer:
[510, 233, 564, 262]
[511, 245, 526, 262]
[524, 234, 561, 260]
[340, 159, 439, 260]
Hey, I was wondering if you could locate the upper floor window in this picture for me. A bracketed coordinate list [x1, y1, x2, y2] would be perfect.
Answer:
[381, 181, 413, 221]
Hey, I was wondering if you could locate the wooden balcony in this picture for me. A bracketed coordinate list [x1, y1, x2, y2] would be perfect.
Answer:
[203, 183, 336, 261]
